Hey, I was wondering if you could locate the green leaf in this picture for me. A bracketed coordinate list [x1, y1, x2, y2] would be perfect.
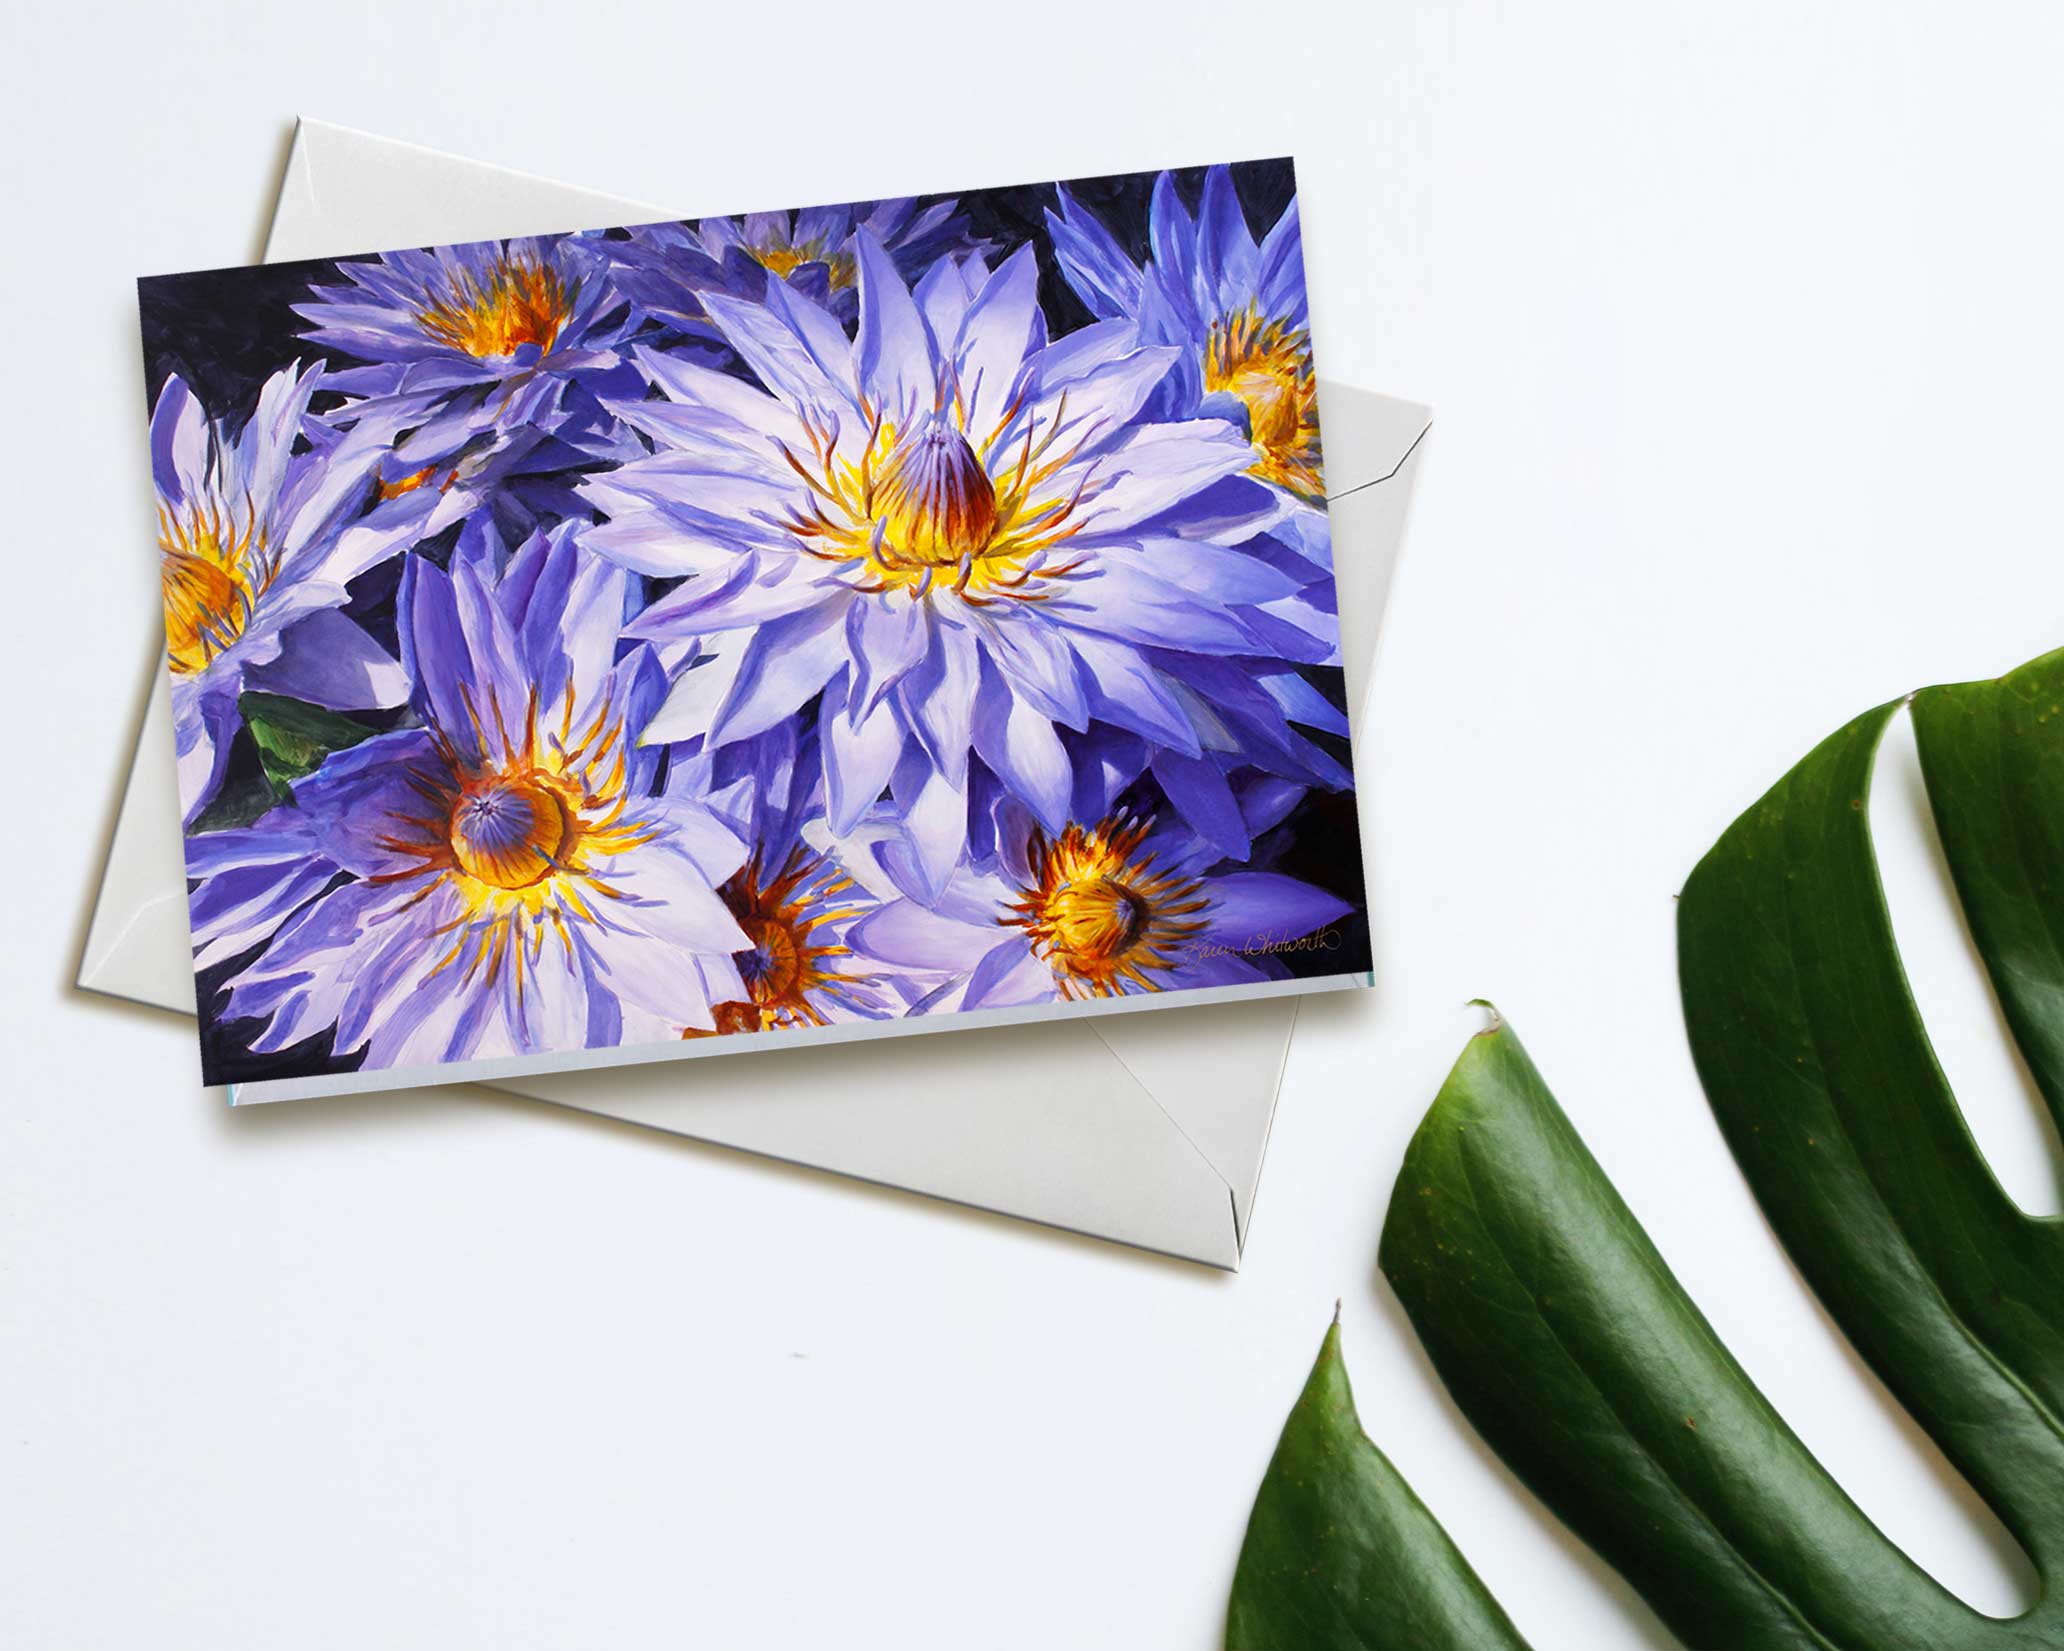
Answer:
[1680, 694, 2064, 1600]
[1379, 1018, 1995, 1650]
[238, 691, 379, 794]
[1226, 1314, 1533, 1651]
[1231, 646, 2064, 1651]
[1910, 647, 2064, 1141]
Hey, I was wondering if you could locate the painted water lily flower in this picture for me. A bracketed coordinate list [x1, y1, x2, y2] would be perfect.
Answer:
[183, 525, 755, 1070]
[580, 233, 1328, 898]
[1049, 167, 1323, 507]
[296, 236, 638, 444]
[606, 198, 993, 334]
[666, 721, 895, 1036]
[153, 362, 433, 823]
[845, 810, 1353, 1011]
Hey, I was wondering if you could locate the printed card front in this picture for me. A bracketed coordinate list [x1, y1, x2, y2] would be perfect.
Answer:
[138, 159, 1371, 1101]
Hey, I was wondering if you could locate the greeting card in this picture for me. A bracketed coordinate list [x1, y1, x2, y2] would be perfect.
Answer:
[139, 159, 1370, 1100]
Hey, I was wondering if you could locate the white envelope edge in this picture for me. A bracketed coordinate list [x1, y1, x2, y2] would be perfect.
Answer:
[77, 118, 1432, 1269]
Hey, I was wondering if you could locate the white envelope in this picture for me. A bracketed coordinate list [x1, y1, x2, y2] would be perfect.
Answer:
[79, 119, 1430, 1267]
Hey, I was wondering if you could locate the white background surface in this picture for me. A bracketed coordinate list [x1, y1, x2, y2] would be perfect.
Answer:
[5, 2, 2063, 1645]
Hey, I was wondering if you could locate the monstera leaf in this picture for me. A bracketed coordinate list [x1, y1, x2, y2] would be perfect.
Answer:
[1225, 1308, 1531, 1651]
[1228, 648, 2064, 1649]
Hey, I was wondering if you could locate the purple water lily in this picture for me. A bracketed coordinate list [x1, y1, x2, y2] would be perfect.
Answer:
[577, 231, 1337, 898]
[1050, 165, 1322, 509]
[844, 808, 1353, 1011]
[297, 236, 639, 448]
[153, 362, 433, 823]
[606, 197, 993, 335]
[1050, 161, 1339, 691]
[184, 525, 755, 1074]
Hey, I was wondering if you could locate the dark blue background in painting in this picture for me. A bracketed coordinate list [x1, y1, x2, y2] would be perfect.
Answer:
[139, 159, 1370, 1088]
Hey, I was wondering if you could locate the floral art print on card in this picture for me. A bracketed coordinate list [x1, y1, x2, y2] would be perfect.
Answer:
[137, 159, 1372, 1096]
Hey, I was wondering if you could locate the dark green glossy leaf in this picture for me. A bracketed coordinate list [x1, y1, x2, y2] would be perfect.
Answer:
[1679, 697, 2064, 1603]
[1226, 1315, 1532, 1651]
[239, 691, 378, 793]
[1379, 1017, 2006, 1650]
[1238, 651, 2064, 1649]
[1911, 647, 2064, 1140]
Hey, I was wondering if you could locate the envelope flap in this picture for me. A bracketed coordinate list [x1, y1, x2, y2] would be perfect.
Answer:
[1316, 382, 1432, 496]
[77, 674, 195, 1013]
[1318, 385, 1432, 716]
[268, 119, 662, 261]
[1086, 998, 1298, 1243]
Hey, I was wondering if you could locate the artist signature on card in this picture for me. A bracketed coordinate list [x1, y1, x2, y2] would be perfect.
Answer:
[1182, 928, 1345, 961]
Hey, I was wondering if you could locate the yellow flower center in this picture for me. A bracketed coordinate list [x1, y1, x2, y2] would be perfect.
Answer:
[447, 775, 576, 890]
[416, 254, 574, 359]
[1003, 816, 1211, 998]
[1203, 304, 1324, 502]
[1043, 877, 1152, 963]
[749, 234, 855, 291]
[688, 847, 873, 1037]
[775, 400, 1101, 605]
[755, 244, 811, 278]
[874, 422, 1000, 567]
[158, 498, 272, 675]
[373, 688, 662, 993]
